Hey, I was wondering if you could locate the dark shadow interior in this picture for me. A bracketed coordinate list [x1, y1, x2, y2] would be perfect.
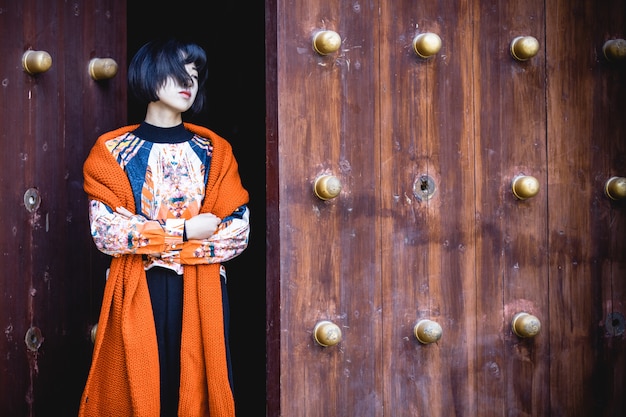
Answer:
[127, 4, 266, 416]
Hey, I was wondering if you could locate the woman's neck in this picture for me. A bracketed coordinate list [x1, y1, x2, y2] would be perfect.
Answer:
[143, 102, 183, 127]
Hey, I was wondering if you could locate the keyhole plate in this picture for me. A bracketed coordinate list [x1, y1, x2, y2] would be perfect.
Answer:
[25, 326, 44, 351]
[24, 188, 41, 212]
[606, 312, 625, 337]
[413, 175, 436, 201]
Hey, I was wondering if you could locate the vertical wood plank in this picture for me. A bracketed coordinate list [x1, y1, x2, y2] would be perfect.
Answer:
[587, 5, 626, 417]
[472, 0, 549, 414]
[265, 0, 281, 412]
[275, 0, 382, 415]
[0, 1, 126, 415]
[32, 2, 126, 415]
[378, 0, 477, 415]
[546, 0, 626, 415]
[0, 2, 32, 413]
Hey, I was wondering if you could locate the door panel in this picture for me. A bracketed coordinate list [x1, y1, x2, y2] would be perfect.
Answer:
[0, 1, 126, 415]
[378, 0, 477, 415]
[472, 0, 549, 415]
[268, 0, 626, 415]
[547, 1, 626, 416]
[275, 1, 381, 415]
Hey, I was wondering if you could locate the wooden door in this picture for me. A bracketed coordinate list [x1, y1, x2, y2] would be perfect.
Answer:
[0, 1, 126, 415]
[266, 0, 626, 416]
[547, 1, 626, 415]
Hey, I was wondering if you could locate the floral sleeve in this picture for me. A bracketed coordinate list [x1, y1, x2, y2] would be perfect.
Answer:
[89, 199, 184, 257]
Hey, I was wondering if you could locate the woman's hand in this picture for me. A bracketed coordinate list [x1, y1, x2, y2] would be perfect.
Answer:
[185, 213, 222, 240]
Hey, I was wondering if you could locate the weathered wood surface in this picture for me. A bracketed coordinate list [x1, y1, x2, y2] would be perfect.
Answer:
[274, 1, 381, 415]
[378, 0, 478, 415]
[0, 1, 126, 415]
[546, 0, 626, 416]
[268, 0, 625, 415]
[472, 0, 550, 415]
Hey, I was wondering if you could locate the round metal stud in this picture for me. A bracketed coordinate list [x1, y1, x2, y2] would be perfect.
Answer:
[512, 175, 540, 200]
[89, 58, 119, 80]
[414, 319, 443, 344]
[605, 177, 626, 200]
[602, 39, 626, 62]
[512, 312, 541, 338]
[314, 175, 342, 200]
[313, 320, 342, 347]
[22, 50, 52, 74]
[510, 36, 540, 61]
[413, 33, 442, 59]
[90, 323, 98, 344]
[313, 30, 342, 55]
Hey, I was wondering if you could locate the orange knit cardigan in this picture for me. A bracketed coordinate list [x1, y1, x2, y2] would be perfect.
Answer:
[79, 123, 249, 416]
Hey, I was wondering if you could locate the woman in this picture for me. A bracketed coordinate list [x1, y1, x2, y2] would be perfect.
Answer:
[79, 38, 250, 416]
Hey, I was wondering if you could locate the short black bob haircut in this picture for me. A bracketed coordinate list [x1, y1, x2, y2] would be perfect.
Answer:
[128, 38, 208, 115]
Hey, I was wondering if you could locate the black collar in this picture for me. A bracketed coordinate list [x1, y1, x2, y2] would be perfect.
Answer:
[132, 122, 194, 143]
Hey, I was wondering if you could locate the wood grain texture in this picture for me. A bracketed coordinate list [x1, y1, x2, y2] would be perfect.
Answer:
[378, 0, 477, 415]
[472, 0, 550, 415]
[0, 1, 126, 415]
[546, 0, 626, 416]
[275, 1, 382, 415]
[267, 0, 626, 415]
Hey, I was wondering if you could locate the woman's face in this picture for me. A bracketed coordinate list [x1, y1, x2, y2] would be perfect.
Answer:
[155, 62, 199, 114]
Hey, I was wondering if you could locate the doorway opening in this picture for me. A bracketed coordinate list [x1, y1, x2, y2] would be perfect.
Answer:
[127, 3, 267, 416]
